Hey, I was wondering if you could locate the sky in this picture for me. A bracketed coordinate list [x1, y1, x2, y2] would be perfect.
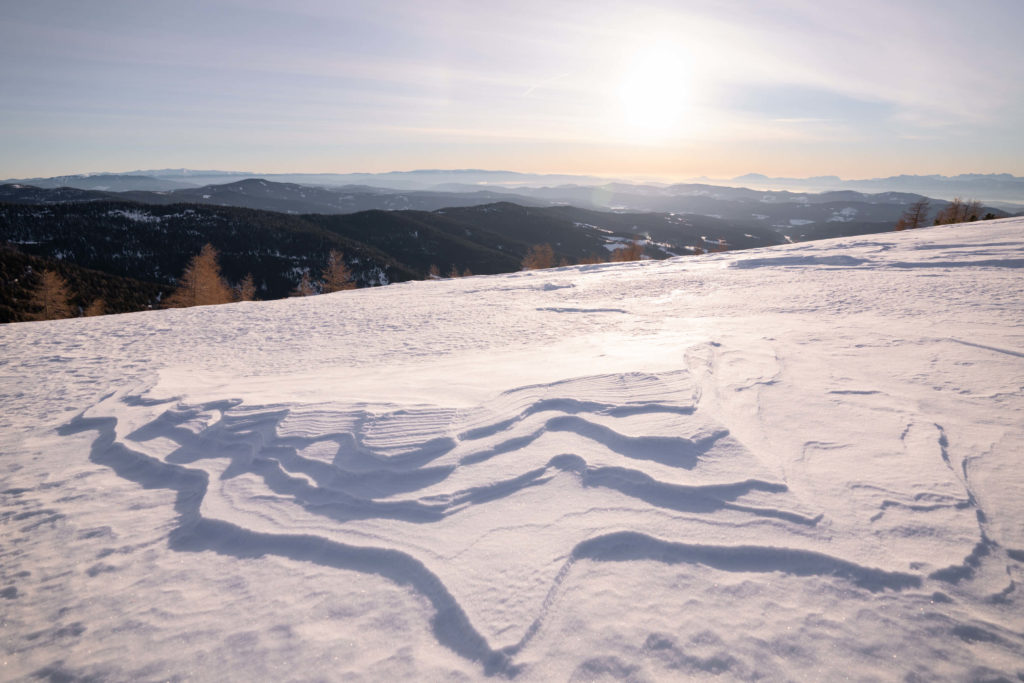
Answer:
[2, 0, 1023, 180]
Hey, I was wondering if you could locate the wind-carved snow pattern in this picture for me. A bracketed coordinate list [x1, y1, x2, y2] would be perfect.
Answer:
[7, 221, 1023, 679]
[62, 368, 931, 673]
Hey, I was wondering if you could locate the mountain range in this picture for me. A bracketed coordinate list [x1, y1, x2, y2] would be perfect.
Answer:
[6, 168, 1024, 204]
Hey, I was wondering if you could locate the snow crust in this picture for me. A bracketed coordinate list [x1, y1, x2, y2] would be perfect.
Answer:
[2, 220, 1023, 680]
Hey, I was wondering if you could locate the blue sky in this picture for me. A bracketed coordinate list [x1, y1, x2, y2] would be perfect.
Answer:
[2, 0, 1022, 179]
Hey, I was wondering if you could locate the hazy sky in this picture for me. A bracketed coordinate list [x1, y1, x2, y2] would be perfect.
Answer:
[3, 0, 1022, 179]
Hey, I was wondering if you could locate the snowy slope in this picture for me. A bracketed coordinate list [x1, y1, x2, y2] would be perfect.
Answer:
[2, 219, 1022, 681]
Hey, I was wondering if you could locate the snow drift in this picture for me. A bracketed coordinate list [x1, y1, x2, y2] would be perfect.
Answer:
[1, 219, 1022, 680]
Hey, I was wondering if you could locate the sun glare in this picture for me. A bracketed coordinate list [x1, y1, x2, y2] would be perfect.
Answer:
[616, 44, 690, 141]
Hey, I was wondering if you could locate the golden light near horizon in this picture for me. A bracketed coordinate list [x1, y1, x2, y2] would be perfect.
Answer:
[616, 43, 691, 142]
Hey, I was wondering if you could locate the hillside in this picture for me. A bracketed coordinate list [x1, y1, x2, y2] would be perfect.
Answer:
[0, 245, 169, 323]
[5, 179, 1008, 242]
[0, 198, 775, 321]
[0, 201, 416, 305]
[1, 219, 1021, 680]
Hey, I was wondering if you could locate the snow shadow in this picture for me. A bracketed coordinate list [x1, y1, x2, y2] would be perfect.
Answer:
[58, 371, 927, 674]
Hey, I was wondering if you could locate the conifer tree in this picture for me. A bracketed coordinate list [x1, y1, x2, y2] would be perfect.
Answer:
[30, 269, 74, 320]
[291, 271, 316, 297]
[462, 267, 473, 277]
[522, 244, 555, 270]
[84, 298, 106, 317]
[610, 241, 643, 262]
[321, 250, 356, 293]
[428, 264, 441, 279]
[235, 273, 257, 301]
[448, 265, 461, 278]
[165, 243, 233, 308]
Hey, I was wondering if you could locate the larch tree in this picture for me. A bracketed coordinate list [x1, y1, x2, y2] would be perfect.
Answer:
[291, 271, 316, 297]
[521, 244, 555, 270]
[610, 241, 643, 262]
[894, 198, 931, 231]
[321, 250, 356, 293]
[934, 198, 982, 225]
[84, 298, 106, 317]
[235, 273, 257, 301]
[30, 269, 75, 320]
[165, 243, 233, 308]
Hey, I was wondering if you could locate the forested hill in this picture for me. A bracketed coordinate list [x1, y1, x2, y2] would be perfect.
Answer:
[0, 198, 790, 322]
[6, 192, 998, 323]
[0, 244, 169, 323]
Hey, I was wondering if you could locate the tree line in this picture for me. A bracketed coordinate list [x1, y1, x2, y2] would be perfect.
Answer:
[520, 240, 649, 270]
[165, 244, 357, 307]
[18, 243, 359, 321]
[894, 197, 998, 231]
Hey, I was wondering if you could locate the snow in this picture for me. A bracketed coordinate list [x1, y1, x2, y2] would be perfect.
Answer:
[2, 220, 1023, 680]
[106, 208, 161, 223]
[828, 206, 859, 222]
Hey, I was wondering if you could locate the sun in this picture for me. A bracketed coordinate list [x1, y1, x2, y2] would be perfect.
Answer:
[616, 44, 690, 141]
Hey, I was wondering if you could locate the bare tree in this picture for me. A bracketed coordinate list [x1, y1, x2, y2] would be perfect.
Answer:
[461, 267, 473, 277]
[30, 269, 74, 320]
[321, 250, 356, 293]
[522, 244, 555, 270]
[165, 243, 234, 307]
[934, 198, 983, 225]
[447, 265, 461, 278]
[894, 198, 931, 230]
[428, 264, 441, 279]
[966, 199, 983, 222]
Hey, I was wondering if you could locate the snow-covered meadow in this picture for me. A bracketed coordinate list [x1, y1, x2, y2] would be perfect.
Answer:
[2, 219, 1022, 680]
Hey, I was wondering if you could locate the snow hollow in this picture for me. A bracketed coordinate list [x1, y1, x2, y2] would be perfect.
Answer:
[1, 219, 1022, 680]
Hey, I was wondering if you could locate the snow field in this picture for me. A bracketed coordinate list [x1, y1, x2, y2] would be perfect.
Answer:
[1, 219, 1022, 680]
